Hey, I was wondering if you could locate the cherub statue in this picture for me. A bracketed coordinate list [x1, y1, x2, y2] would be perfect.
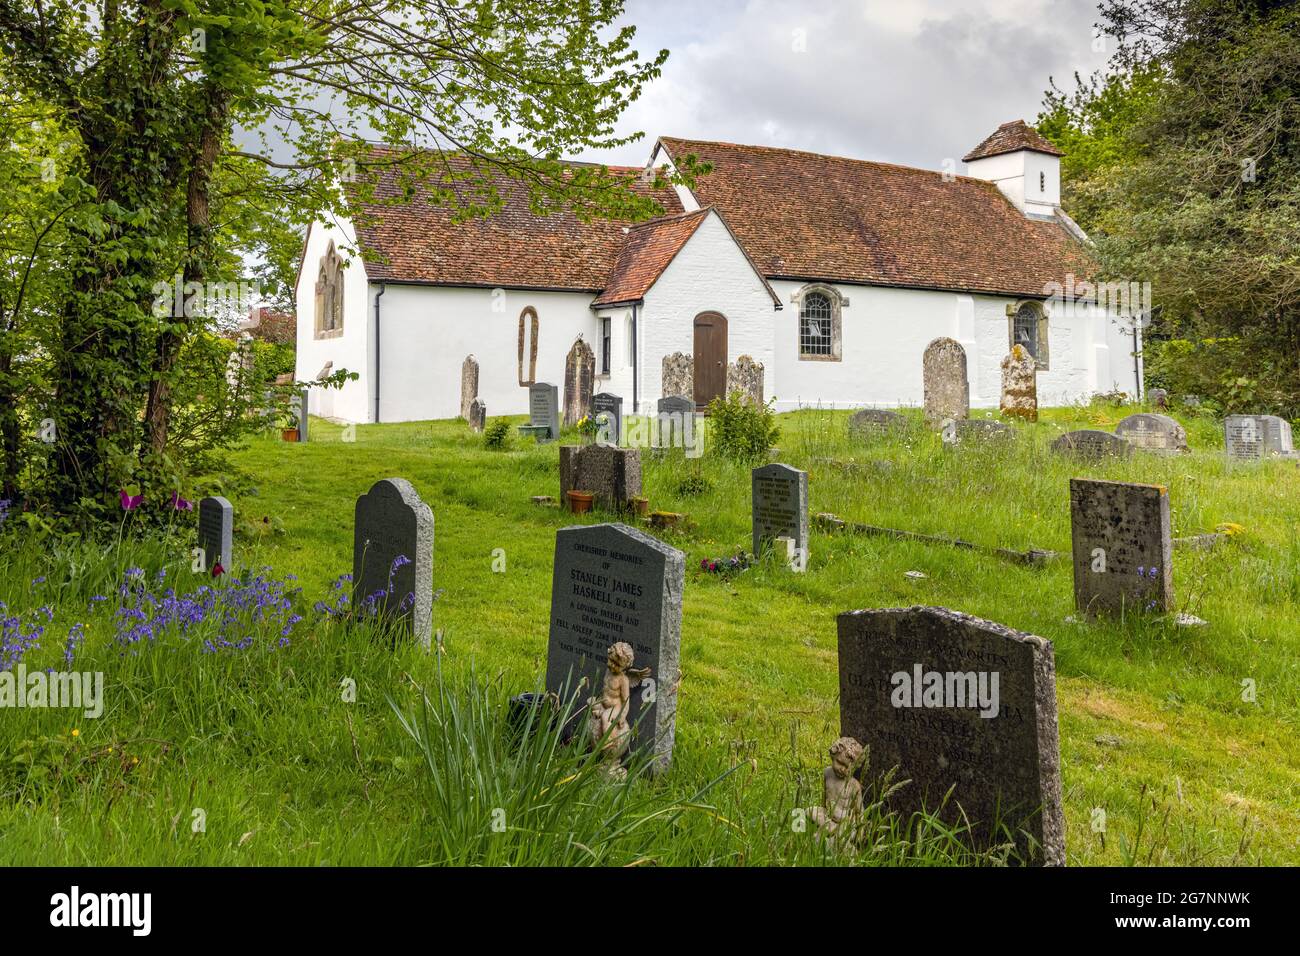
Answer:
[808, 737, 866, 849]
[587, 641, 652, 777]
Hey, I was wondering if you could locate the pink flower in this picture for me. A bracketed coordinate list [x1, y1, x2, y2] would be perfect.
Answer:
[170, 492, 193, 511]
[119, 490, 143, 511]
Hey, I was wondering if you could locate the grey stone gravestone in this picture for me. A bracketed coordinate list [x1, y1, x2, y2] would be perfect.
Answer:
[1114, 413, 1188, 454]
[559, 444, 643, 511]
[656, 395, 695, 450]
[838, 606, 1064, 866]
[197, 496, 233, 572]
[1000, 345, 1037, 421]
[527, 382, 560, 442]
[563, 338, 595, 427]
[944, 419, 1012, 445]
[1050, 429, 1134, 460]
[546, 522, 684, 773]
[353, 478, 434, 646]
[725, 355, 765, 406]
[592, 392, 623, 446]
[1070, 478, 1172, 616]
[460, 355, 479, 420]
[661, 352, 693, 402]
[297, 389, 310, 442]
[848, 408, 907, 440]
[468, 398, 486, 434]
[751, 463, 809, 570]
[922, 337, 970, 426]
[1148, 387, 1169, 409]
[1224, 414, 1295, 460]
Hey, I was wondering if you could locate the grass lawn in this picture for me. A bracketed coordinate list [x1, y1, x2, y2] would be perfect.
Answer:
[2, 401, 1297, 865]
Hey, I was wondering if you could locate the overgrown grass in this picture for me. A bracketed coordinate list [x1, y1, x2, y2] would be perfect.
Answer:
[1, 399, 1297, 865]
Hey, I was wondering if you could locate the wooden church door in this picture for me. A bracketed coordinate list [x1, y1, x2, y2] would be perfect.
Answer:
[692, 312, 728, 411]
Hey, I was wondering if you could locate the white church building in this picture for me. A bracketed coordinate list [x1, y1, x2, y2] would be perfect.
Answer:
[294, 120, 1142, 423]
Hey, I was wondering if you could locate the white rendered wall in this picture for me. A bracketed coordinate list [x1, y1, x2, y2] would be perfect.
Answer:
[769, 280, 1135, 411]
[372, 284, 599, 423]
[294, 216, 373, 423]
[636, 210, 778, 411]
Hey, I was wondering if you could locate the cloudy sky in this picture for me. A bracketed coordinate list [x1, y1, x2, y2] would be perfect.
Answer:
[579, 0, 1112, 171]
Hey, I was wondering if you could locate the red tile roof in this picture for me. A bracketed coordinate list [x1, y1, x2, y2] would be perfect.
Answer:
[348, 148, 683, 290]
[962, 119, 1065, 162]
[592, 209, 710, 306]
[658, 136, 1087, 298]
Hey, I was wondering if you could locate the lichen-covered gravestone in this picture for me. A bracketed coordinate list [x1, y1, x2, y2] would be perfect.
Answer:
[1069, 478, 1172, 617]
[943, 418, 1012, 446]
[661, 352, 693, 402]
[922, 337, 969, 426]
[546, 523, 684, 773]
[1114, 413, 1188, 454]
[751, 463, 809, 571]
[197, 496, 233, 572]
[656, 395, 695, 450]
[353, 478, 434, 647]
[837, 606, 1065, 866]
[1224, 414, 1295, 460]
[1000, 345, 1037, 421]
[725, 355, 765, 406]
[848, 408, 907, 441]
[559, 444, 643, 511]
[467, 398, 486, 434]
[592, 392, 623, 446]
[563, 339, 595, 427]
[1050, 430, 1134, 460]
[459, 355, 479, 421]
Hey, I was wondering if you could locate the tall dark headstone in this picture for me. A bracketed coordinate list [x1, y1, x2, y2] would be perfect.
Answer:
[1069, 478, 1172, 616]
[197, 496, 233, 572]
[297, 389, 310, 442]
[546, 523, 684, 773]
[751, 463, 809, 570]
[838, 605, 1065, 866]
[468, 398, 486, 434]
[353, 478, 434, 646]
[655, 395, 695, 450]
[563, 338, 595, 427]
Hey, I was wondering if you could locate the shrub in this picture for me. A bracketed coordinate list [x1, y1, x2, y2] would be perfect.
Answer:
[675, 471, 714, 497]
[483, 419, 512, 450]
[706, 392, 779, 464]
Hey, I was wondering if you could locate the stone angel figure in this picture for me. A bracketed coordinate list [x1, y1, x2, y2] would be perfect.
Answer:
[587, 641, 652, 777]
[808, 736, 866, 849]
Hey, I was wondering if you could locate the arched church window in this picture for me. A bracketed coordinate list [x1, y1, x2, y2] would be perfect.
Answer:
[518, 306, 539, 385]
[1010, 300, 1050, 370]
[797, 285, 843, 361]
[314, 242, 345, 338]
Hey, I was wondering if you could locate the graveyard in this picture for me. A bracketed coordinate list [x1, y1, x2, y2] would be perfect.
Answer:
[2, 398, 1297, 866]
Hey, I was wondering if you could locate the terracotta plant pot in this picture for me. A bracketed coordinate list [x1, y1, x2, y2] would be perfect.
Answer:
[281, 428, 299, 442]
[567, 490, 595, 514]
[631, 497, 650, 517]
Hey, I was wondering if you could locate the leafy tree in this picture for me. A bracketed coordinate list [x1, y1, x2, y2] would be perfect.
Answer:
[0, 0, 686, 520]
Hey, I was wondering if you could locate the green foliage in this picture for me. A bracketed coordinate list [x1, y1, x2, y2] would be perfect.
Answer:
[675, 469, 714, 497]
[483, 419, 512, 450]
[706, 392, 780, 464]
[1144, 336, 1297, 416]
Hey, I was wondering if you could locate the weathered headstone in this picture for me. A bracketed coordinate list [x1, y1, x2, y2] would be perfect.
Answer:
[661, 352, 693, 402]
[592, 392, 623, 446]
[197, 496, 233, 572]
[297, 389, 310, 442]
[725, 355, 765, 406]
[837, 606, 1065, 866]
[1224, 414, 1295, 460]
[1069, 478, 1172, 617]
[943, 418, 1012, 446]
[1000, 345, 1037, 421]
[1114, 413, 1188, 454]
[848, 408, 907, 440]
[559, 444, 643, 511]
[525, 382, 560, 442]
[923, 337, 970, 426]
[353, 478, 434, 646]
[460, 355, 479, 421]
[1050, 429, 1134, 460]
[656, 395, 695, 450]
[468, 398, 486, 434]
[1148, 387, 1169, 410]
[563, 339, 595, 427]
[751, 463, 809, 570]
[546, 523, 684, 773]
